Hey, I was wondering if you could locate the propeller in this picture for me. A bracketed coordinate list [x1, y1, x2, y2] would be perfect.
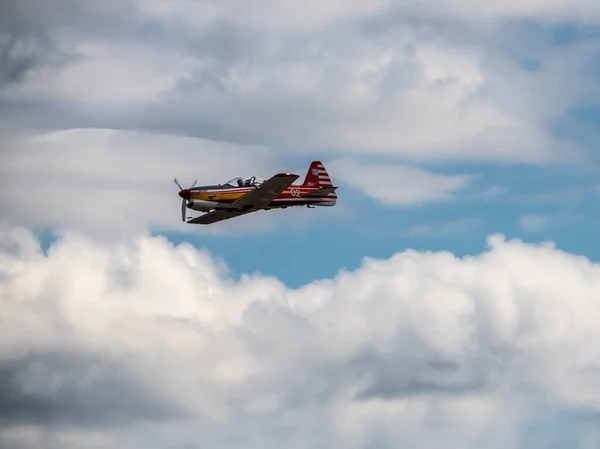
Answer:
[174, 177, 197, 221]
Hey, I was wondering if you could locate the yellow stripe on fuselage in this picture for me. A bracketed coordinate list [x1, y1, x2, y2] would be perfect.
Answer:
[190, 188, 307, 203]
[190, 191, 248, 202]
[218, 191, 248, 201]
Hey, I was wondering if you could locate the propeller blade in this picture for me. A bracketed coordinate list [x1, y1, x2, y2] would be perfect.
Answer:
[174, 178, 183, 190]
[190, 180, 197, 188]
[181, 198, 186, 222]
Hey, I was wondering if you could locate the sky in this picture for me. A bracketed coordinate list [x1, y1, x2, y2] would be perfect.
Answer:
[1, 1, 600, 448]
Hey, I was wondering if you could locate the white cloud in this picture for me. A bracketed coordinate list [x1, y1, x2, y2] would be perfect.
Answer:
[2, 0, 595, 165]
[0, 128, 294, 238]
[1, 224, 600, 448]
[135, 0, 600, 27]
[138, 31, 581, 164]
[136, 0, 394, 29]
[329, 158, 472, 206]
[0, 41, 200, 107]
[406, 0, 600, 22]
[517, 213, 583, 233]
[0, 127, 478, 239]
[517, 214, 550, 232]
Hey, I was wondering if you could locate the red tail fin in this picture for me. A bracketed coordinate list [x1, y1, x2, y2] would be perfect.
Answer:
[301, 161, 334, 188]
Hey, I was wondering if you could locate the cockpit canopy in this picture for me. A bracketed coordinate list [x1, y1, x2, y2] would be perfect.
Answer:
[223, 176, 265, 187]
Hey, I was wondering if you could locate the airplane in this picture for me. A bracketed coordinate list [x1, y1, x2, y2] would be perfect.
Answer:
[174, 160, 338, 224]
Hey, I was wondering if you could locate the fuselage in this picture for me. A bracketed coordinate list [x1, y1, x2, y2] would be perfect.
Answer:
[182, 183, 337, 212]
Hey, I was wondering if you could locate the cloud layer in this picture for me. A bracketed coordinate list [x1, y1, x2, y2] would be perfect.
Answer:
[330, 158, 472, 206]
[2, 224, 600, 448]
[3, 0, 599, 240]
[0, 128, 284, 237]
[2, 0, 596, 164]
[1, 129, 477, 236]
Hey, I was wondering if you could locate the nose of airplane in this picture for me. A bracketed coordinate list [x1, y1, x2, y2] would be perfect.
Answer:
[178, 189, 191, 199]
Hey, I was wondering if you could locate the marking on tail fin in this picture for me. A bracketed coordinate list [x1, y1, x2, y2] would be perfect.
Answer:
[303, 160, 335, 188]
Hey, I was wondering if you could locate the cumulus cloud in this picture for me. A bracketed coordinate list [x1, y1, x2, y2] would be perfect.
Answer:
[0, 0, 595, 164]
[1, 42, 200, 107]
[1, 224, 600, 448]
[329, 158, 472, 206]
[134, 0, 600, 28]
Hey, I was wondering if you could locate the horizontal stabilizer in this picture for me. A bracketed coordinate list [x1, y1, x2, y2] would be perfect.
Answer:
[303, 186, 337, 198]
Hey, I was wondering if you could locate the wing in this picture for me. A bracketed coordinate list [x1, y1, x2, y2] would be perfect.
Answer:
[187, 208, 255, 225]
[187, 172, 299, 225]
[230, 172, 299, 209]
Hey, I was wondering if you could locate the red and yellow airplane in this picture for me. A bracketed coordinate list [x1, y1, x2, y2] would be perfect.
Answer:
[174, 161, 338, 224]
